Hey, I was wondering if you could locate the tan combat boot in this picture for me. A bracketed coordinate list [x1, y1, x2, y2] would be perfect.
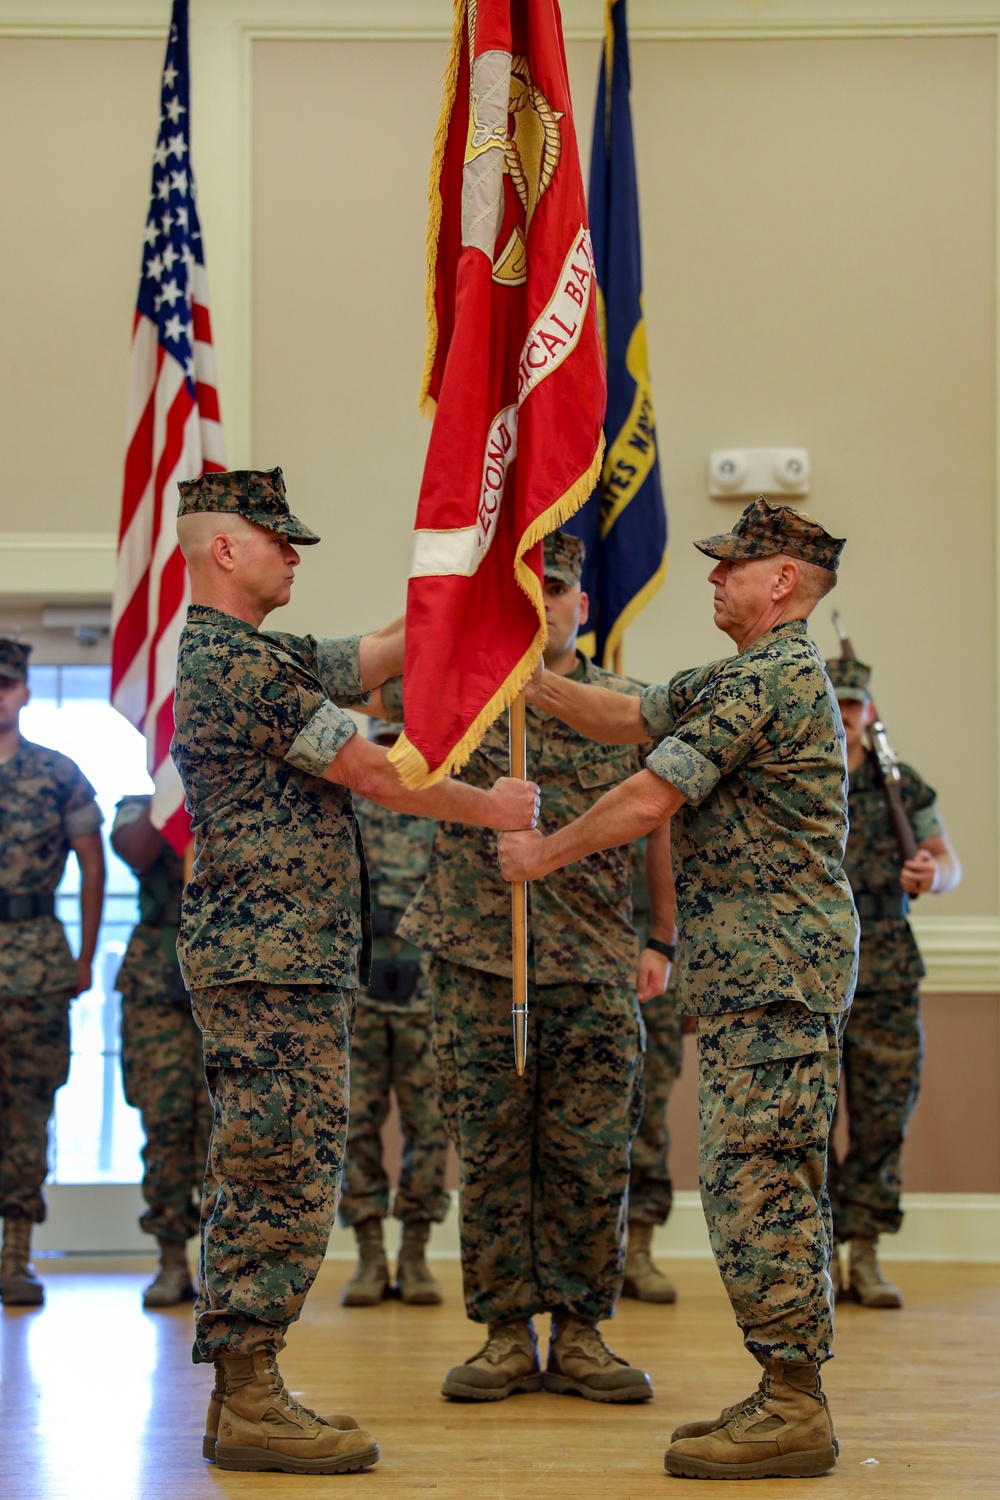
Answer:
[214, 1349, 379, 1473]
[395, 1221, 442, 1305]
[670, 1368, 768, 1443]
[846, 1238, 904, 1308]
[340, 1218, 389, 1307]
[0, 1215, 45, 1306]
[202, 1358, 361, 1462]
[143, 1238, 196, 1308]
[664, 1360, 838, 1480]
[621, 1222, 677, 1304]
[441, 1318, 542, 1400]
[544, 1314, 653, 1403]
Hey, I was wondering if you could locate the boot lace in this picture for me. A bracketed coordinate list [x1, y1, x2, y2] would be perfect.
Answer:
[263, 1354, 327, 1427]
[556, 1321, 624, 1368]
[472, 1324, 532, 1366]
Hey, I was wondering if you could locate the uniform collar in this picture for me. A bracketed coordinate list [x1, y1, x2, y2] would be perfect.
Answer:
[185, 604, 261, 637]
[741, 618, 809, 653]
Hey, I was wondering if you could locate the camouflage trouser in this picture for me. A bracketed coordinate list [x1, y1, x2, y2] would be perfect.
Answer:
[120, 994, 214, 1244]
[698, 1001, 847, 1367]
[429, 957, 644, 1327]
[828, 987, 922, 1242]
[0, 989, 72, 1223]
[190, 982, 354, 1361]
[337, 1001, 449, 1229]
[629, 991, 683, 1226]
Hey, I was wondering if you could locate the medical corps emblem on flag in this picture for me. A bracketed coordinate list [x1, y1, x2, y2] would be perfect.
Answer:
[389, 0, 606, 788]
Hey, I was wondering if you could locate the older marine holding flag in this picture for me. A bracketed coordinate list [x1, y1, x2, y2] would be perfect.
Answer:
[568, 0, 668, 669]
[500, 498, 859, 1482]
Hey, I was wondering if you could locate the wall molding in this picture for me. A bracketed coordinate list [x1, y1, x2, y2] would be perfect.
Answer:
[0, 533, 117, 597]
[8, 4, 1000, 41]
[34, 1184, 1000, 1262]
[911, 916, 1000, 992]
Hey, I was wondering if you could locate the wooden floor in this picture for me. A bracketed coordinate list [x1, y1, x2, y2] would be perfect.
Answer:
[1, 1256, 997, 1499]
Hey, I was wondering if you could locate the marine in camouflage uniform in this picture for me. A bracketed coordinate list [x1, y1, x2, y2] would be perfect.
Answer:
[501, 500, 859, 1480]
[171, 468, 536, 1474]
[0, 637, 105, 1307]
[111, 795, 213, 1308]
[825, 657, 960, 1308]
[623, 837, 683, 1303]
[399, 532, 671, 1405]
[338, 769, 449, 1306]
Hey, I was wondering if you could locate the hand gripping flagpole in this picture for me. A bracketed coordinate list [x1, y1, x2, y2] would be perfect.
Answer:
[509, 691, 529, 1076]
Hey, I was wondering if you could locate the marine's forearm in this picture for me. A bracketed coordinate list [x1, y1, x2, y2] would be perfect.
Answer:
[530, 771, 683, 879]
[528, 670, 647, 745]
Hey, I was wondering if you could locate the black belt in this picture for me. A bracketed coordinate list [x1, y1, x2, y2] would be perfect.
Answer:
[854, 892, 909, 920]
[0, 893, 56, 922]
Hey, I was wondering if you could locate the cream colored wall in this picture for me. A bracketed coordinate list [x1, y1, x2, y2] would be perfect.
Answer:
[0, 23, 995, 913]
[253, 31, 998, 914]
[0, 37, 163, 535]
[0, 7, 999, 1210]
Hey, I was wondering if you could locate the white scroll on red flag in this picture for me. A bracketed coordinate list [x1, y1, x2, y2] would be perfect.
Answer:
[389, 0, 606, 789]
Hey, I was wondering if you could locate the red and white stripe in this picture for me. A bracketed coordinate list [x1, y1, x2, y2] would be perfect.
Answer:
[111, 261, 225, 854]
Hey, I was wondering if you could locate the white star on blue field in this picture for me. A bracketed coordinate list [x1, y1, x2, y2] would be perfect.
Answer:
[135, 13, 203, 390]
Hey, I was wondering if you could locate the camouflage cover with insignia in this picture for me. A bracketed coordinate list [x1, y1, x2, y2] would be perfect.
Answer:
[0, 738, 103, 995]
[640, 619, 858, 1016]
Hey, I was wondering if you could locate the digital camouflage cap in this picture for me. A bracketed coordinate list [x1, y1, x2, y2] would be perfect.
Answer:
[176, 466, 320, 544]
[826, 656, 872, 702]
[543, 530, 586, 586]
[0, 638, 31, 683]
[695, 496, 846, 574]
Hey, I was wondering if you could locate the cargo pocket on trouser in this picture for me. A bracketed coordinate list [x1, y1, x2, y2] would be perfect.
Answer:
[202, 1039, 334, 1327]
[210, 1067, 316, 1186]
[697, 1003, 842, 1363]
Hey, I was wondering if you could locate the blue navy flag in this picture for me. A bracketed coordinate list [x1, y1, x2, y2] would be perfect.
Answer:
[566, 0, 667, 667]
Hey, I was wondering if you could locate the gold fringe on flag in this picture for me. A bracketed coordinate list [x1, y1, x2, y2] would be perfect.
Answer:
[389, 433, 605, 788]
[419, 0, 467, 419]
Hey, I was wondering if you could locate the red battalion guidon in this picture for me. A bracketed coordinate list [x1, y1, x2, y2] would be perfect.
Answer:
[388, 0, 606, 789]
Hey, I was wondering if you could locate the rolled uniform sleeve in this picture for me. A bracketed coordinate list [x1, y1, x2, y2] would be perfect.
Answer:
[316, 635, 366, 705]
[899, 766, 945, 844]
[63, 765, 103, 838]
[645, 669, 775, 807]
[264, 631, 368, 707]
[912, 803, 944, 842]
[380, 675, 404, 722]
[286, 699, 357, 777]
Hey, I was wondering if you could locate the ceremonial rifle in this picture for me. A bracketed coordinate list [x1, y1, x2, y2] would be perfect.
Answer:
[832, 612, 918, 867]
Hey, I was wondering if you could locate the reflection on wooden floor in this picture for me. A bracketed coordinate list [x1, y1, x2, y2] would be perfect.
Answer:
[1, 1256, 997, 1498]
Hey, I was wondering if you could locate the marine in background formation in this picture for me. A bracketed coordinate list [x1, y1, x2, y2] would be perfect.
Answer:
[622, 834, 682, 1305]
[501, 500, 858, 1481]
[171, 467, 538, 1475]
[825, 656, 961, 1307]
[399, 531, 672, 1405]
[338, 733, 449, 1308]
[111, 795, 213, 1309]
[0, 638, 105, 1307]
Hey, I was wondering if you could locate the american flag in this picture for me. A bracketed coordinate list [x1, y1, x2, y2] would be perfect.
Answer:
[111, 0, 225, 854]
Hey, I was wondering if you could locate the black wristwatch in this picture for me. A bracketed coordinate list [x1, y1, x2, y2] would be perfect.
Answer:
[645, 938, 676, 961]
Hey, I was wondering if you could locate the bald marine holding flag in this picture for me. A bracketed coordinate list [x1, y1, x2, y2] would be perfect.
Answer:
[170, 467, 539, 1473]
[500, 498, 859, 1482]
